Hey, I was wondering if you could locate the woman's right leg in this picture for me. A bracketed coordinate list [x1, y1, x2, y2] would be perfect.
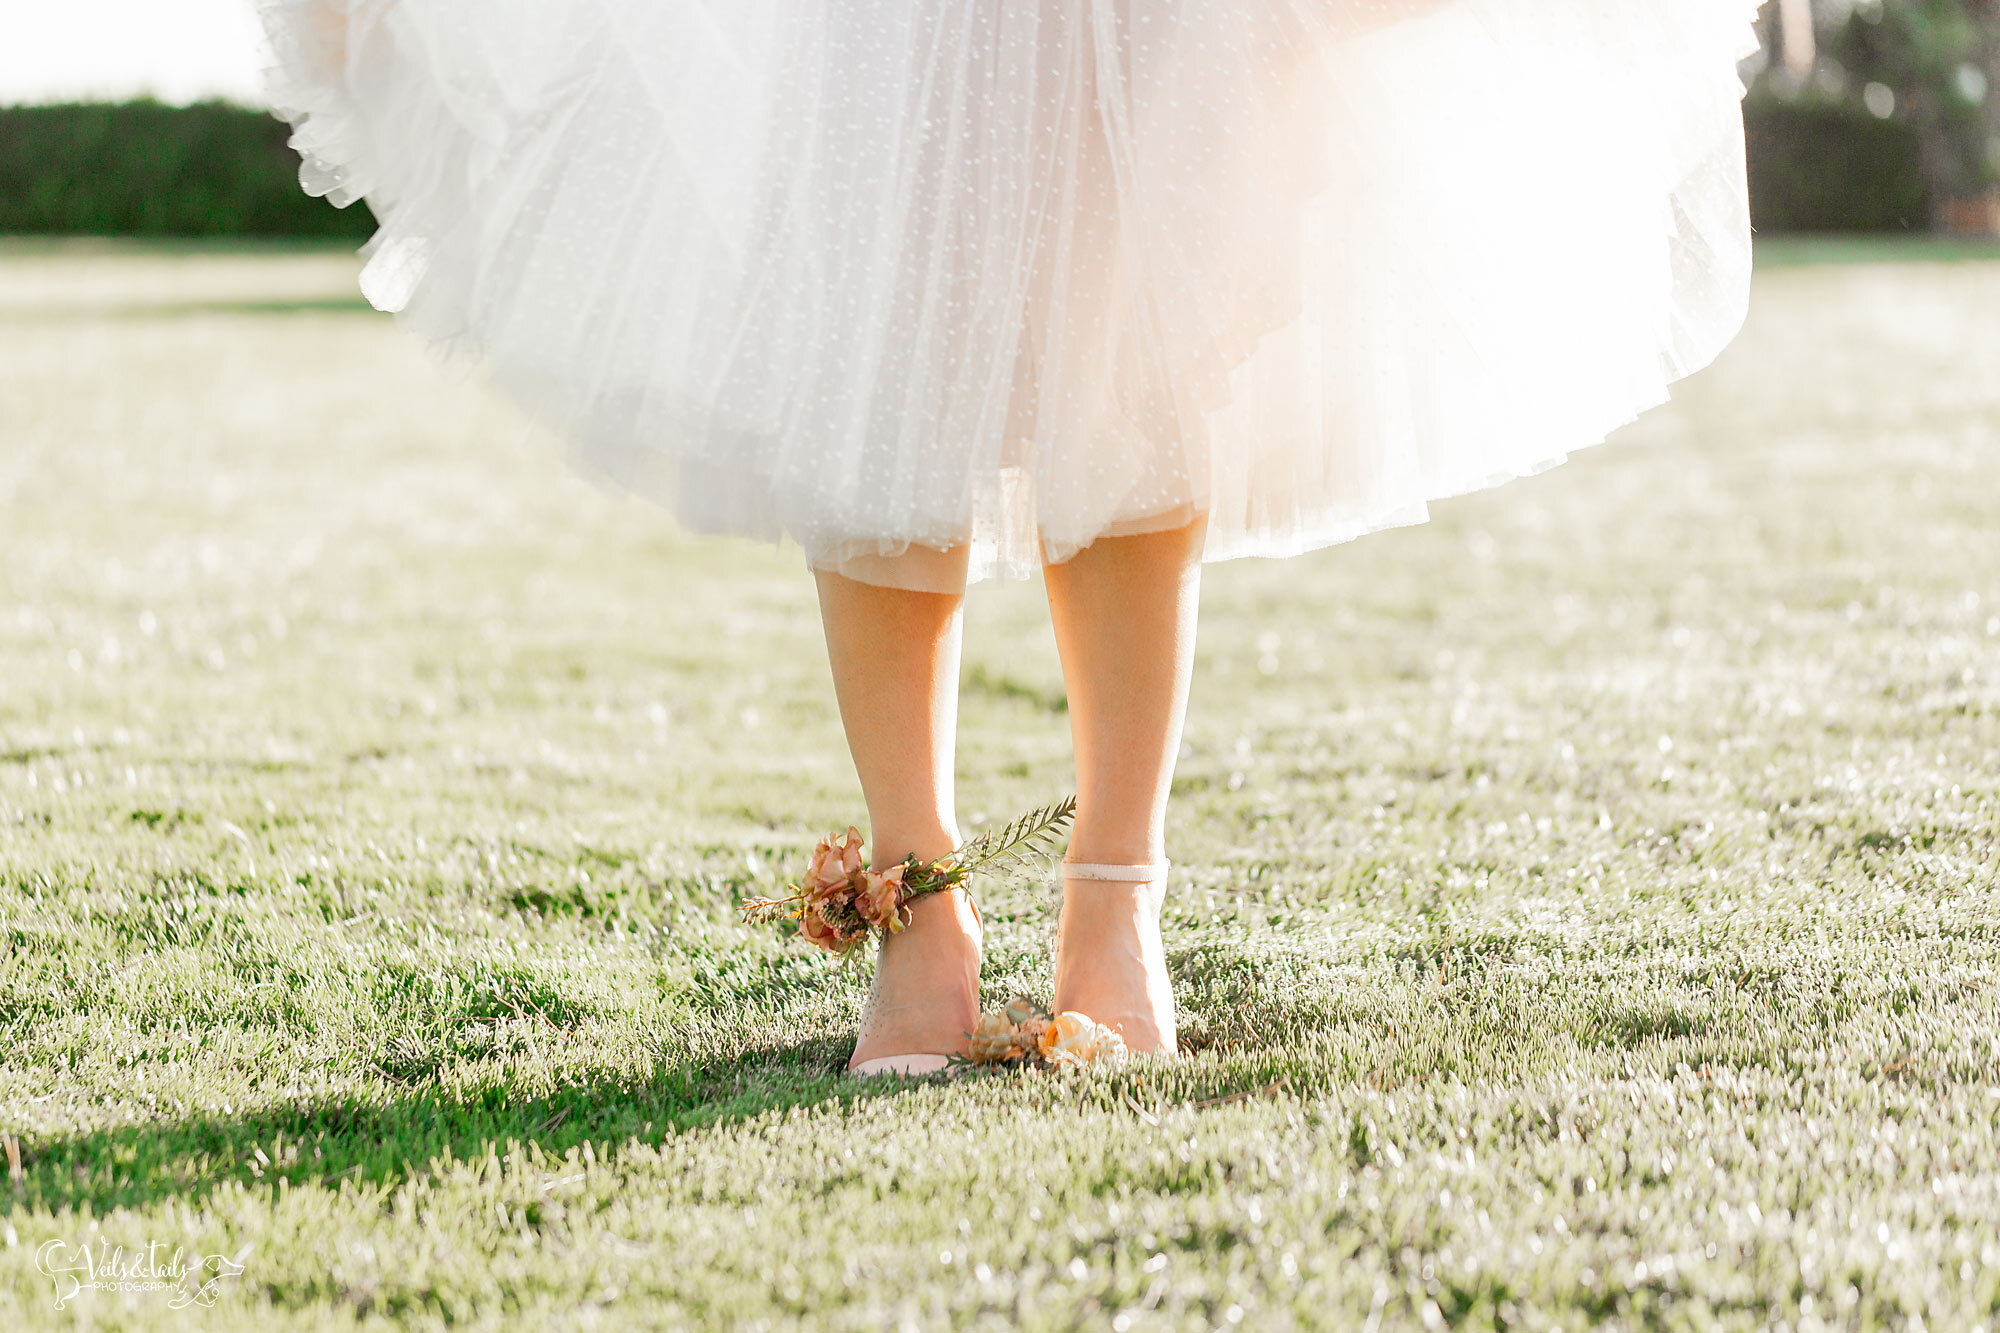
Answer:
[815, 562, 979, 1070]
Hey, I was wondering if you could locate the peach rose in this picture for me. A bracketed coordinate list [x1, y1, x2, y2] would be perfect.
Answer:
[802, 827, 867, 905]
[855, 863, 908, 933]
[967, 1011, 1026, 1064]
[1039, 1012, 1129, 1067]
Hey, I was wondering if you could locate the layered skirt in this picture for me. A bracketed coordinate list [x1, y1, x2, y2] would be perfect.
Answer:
[259, 0, 1765, 590]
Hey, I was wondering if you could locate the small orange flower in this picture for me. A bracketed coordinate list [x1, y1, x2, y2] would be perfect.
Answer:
[1039, 1011, 1128, 1067]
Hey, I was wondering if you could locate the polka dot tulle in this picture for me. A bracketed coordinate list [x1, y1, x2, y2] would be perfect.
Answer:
[258, 0, 1764, 591]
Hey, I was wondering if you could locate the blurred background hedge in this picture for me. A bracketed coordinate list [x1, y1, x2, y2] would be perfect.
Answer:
[0, 100, 374, 239]
[4, 0, 1999, 244]
[0, 96, 1937, 240]
[1745, 0, 1999, 232]
[1743, 92, 1933, 230]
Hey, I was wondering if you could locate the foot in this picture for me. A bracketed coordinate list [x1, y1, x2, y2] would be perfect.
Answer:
[1052, 868, 1177, 1055]
[848, 888, 982, 1075]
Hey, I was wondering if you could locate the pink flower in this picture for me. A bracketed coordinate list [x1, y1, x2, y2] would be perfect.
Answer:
[855, 863, 907, 933]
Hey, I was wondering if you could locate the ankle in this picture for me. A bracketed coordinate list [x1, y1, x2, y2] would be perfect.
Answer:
[1063, 829, 1167, 869]
[899, 886, 982, 939]
[1060, 882, 1166, 922]
[866, 823, 961, 868]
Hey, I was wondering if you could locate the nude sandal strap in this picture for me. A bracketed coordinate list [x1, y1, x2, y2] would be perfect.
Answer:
[1061, 860, 1171, 881]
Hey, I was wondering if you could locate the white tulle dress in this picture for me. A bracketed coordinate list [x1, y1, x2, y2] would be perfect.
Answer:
[259, 0, 1764, 591]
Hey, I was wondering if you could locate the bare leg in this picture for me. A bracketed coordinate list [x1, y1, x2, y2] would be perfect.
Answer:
[1042, 517, 1205, 1053]
[814, 560, 980, 1070]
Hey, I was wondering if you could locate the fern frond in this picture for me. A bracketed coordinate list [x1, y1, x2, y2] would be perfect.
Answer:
[950, 794, 1077, 877]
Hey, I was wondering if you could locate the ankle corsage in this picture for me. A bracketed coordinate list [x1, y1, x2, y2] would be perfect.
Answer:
[962, 996, 1129, 1070]
[743, 797, 1076, 956]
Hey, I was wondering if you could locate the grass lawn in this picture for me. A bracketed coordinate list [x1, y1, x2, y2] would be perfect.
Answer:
[2, 240, 1997, 1331]
[1751, 234, 2000, 268]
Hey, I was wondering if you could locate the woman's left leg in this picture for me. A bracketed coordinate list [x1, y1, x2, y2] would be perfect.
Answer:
[1042, 517, 1206, 1053]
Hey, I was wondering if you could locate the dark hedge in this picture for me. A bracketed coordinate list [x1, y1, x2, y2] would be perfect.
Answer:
[0, 97, 1939, 238]
[1743, 94, 1933, 232]
[0, 100, 375, 239]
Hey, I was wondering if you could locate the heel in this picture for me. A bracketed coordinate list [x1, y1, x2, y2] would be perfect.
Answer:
[1055, 860, 1177, 1056]
[845, 887, 982, 1079]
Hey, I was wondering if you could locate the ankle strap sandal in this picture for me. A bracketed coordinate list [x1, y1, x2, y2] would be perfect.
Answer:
[1060, 860, 1171, 881]
[1054, 859, 1178, 1056]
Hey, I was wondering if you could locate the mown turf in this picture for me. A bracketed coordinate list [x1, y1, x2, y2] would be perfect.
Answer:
[1, 241, 1997, 1331]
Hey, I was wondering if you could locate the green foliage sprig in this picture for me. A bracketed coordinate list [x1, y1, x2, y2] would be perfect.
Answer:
[743, 796, 1076, 956]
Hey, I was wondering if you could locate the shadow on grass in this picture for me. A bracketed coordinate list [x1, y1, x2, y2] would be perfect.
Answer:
[18, 1034, 917, 1216]
[23, 946, 1265, 1216]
